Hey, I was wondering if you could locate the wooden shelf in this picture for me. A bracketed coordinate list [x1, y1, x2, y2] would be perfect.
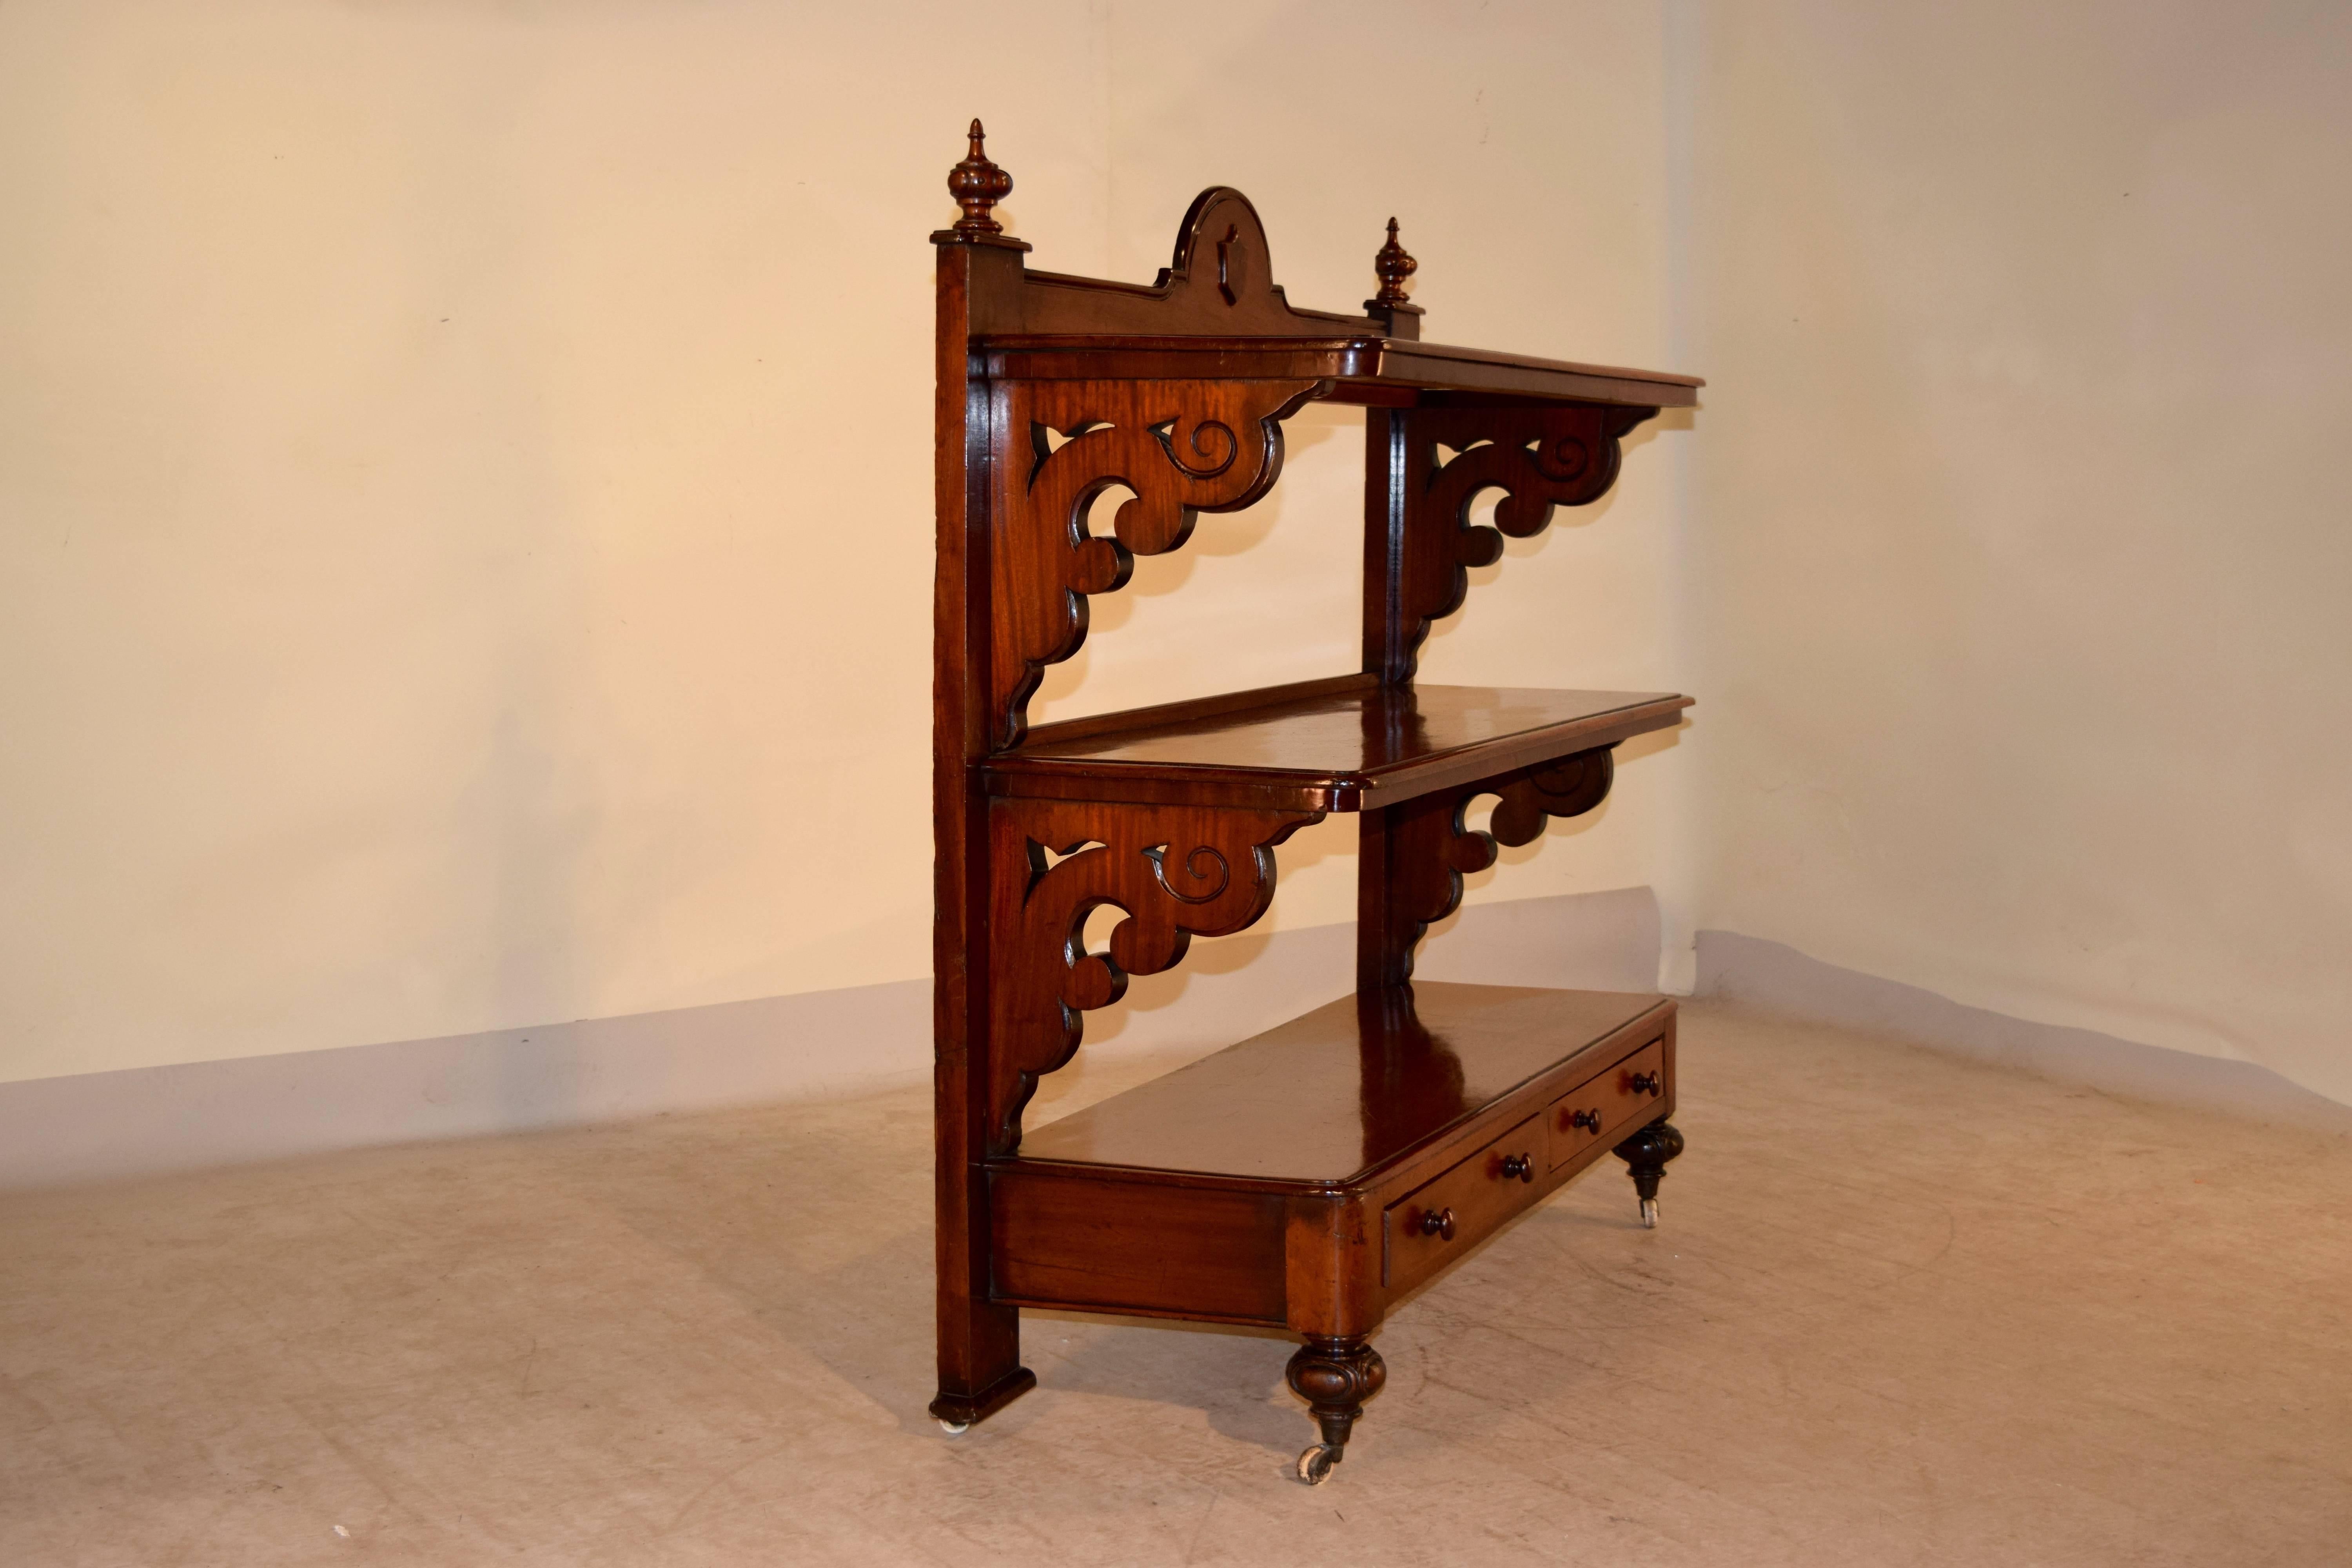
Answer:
[988, 677, 1691, 810]
[1012, 982, 1670, 1187]
[979, 334, 1703, 409]
[927, 136, 1697, 1451]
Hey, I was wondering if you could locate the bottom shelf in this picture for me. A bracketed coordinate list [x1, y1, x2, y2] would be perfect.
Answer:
[992, 982, 1677, 1334]
[1013, 981, 1668, 1185]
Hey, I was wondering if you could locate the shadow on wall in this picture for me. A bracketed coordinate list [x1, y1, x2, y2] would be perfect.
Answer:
[0, 889, 1668, 1191]
[1697, 931, 2352, 1134]
[1084, 885, 1665, 1060]
[1030, 401, 1355, 719]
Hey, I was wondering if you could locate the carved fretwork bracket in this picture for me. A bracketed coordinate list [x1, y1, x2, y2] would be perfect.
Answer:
[991, 378, 1326, 748]
[1489, 746, 1614, 846]
[986, 798, 1325, 1151]
[1357, 746, 1618, 990]
[1372, 405, 1656, 681]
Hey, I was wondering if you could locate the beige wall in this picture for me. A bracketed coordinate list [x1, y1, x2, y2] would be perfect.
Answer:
[1679, 2, 2352, 1100]
[22, 2, 2336, 1110]
[1054, 4, 1690, 969]
[0, 2, 1687, 1085]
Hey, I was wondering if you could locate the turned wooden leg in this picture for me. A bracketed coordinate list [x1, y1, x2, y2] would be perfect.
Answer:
[1285, 1336, 1387, 1484]
[1613, 1117, 1686, 1229]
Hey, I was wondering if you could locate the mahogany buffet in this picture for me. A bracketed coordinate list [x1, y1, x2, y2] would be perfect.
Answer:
[927, 122, 1700, 1485]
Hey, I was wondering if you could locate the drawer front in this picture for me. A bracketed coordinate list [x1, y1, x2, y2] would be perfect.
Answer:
[1384, 1114, 1544, 1293]
[1546, 1038, 1667, 1170]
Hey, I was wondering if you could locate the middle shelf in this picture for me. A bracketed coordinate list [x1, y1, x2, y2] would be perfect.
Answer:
[987, 675, 1692, 811]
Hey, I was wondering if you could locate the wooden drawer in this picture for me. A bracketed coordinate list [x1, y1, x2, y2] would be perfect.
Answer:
[1383, 1114, 1544, 1293]
[1546, 1037, 1666, 1170]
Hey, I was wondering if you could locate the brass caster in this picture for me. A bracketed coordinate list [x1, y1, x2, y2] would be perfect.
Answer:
[1640, 1196, 1658, 1229]
[1296, 1443, 1340, 1485]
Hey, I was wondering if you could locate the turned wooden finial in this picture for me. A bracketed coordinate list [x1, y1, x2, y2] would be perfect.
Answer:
[948, 118, 1013, 237]
[1372, 217, 1417, 305]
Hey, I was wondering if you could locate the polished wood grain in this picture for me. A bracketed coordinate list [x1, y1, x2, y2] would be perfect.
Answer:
[1017, 186, 1380, 338]
[984, 798, 1323, 1153]
[1019, 672, 1377, 750]
[1364, 218, 1423, 341]
[1357, 787, 1495, 994]
[1548, 1038, 1666, 1170]
[1358, 747, 1617, 992]
[930, 132, 1029, 1425]
[1011, 982, 1669, 1183]
[1378, 404, 1659, 680]
[1370, 218, 1417, 308]
[990, 1169, 1290, 1325]
[930, 124, 1699, 1461]
[991, 376, 1325, 748]
[1490, 746, 1616, 844]
[944, 162, 1708, 415]
[989, 684, 1687, 811]
[980, 337, 1700, 408]
[990, 983, 1676, 1348]
[1384, 1113, 1545, 1294]
[1287, 1337, 1387, 1476]
[945, 119, 1013, 238]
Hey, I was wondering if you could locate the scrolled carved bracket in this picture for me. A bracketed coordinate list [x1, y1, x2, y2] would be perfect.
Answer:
[991, 378, 1326, 749]
[986, 799, 1324, 1152]
[1489, 746, 1614, 846]
[1387, 404, 1656, 679]
[1368, 791, 1497, 991]
[1362, 745, 1619, 989]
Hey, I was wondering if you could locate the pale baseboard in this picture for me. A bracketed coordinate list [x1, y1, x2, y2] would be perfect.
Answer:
[0, 887, 1661, 1191]
[1696, 930, 2352, 1133]
[0, 981, 935, 1193]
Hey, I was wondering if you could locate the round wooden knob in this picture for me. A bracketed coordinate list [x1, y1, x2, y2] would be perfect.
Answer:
[1568, 1108, 1602, 1132]
[1628, 1071, 1661, 1096]
[1499, 1152, 1534, 1183]
[1418, 1206, 1456, 1241]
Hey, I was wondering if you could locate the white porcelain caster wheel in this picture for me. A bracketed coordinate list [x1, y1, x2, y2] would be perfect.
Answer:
[938, 1418, 970, 1436]
[1296, 1443, 1339, 1485]
[1640, 1196, 1659, 1228]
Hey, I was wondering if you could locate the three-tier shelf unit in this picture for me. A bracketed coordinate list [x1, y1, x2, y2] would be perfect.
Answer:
[928, 124, 1700, 1484]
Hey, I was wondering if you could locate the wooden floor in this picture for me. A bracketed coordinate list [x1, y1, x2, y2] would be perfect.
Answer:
[5, 1003, 2347, 1566]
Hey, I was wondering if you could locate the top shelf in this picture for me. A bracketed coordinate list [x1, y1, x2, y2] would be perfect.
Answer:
[976, 334, 1702, 410]
[942, 178, 1700, 408]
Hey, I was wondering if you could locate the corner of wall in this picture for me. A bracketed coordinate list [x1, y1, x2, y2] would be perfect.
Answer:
[1696, 930, 2352, 1134]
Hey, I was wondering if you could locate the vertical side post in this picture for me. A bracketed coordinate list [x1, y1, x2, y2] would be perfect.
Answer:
[930, 130, 1036, 1427]
[1360, 407, 1413, 685]
[1356, 802, 1400, 994]
[1357, 216, 1426, 688]
[1358, 406, 1416, 995]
